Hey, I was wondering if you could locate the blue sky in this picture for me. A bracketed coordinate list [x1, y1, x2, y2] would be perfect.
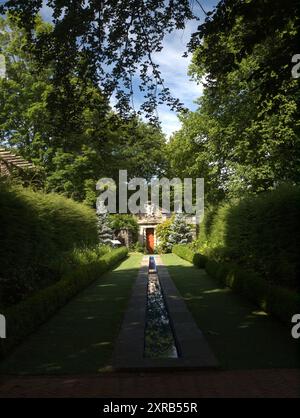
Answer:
[39, 1, 220, 137]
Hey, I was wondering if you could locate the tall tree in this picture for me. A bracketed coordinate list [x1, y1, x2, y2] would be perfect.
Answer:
[168, 0, 300, 198]
[0, 15, 167, 203]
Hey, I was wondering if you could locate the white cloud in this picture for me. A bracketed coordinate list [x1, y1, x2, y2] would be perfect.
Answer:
[152, 23, 204, 138]
[157, 108, 182, 138]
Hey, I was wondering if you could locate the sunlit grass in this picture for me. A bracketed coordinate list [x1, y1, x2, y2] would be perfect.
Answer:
[162, 253, 300, 370]
[0, 254, 143, 375]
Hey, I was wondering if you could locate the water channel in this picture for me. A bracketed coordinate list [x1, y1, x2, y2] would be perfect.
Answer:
[144, 256, 179, 358]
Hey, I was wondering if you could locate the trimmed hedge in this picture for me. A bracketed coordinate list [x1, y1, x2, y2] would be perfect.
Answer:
[174, 245, 300, 324]
[198, 185, 300, 290]
[0, 183, 98, 307]
[0, 246, 128, 359]
[172, 244, 207, 268]
[205, 258, 300, 324]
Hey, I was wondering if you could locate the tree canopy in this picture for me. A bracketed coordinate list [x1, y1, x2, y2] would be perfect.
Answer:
[167, 0, 300, 200]
[0, 15, 167, 204]
[0, 0, 199, 120]
[1, 1, 299, 203]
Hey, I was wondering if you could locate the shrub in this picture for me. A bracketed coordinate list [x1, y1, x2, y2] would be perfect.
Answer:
[0, 183, 98, 307]
[197, 184, 300, 291]
[206, 257, 300, 323]
[156, 217, 173, 253]
[0, 246, 128, 359]
[130, 242, 144, 253]
[174, 245, 300, 324]
[166, 213, 193, 250]
[173, 244, 207, 268]
[265, 285, 300, 323]
[109, 214, 139, 241]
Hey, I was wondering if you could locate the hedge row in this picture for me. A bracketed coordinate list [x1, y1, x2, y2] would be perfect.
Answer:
[172, 244, 207, 268]
[0, 247, 128, 359]
[197, 185, 300, 291]
[0, 183, 98, 307]
[173, 245, 300, 324]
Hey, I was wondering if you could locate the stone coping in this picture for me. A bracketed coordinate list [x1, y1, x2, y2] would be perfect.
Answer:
[112, 256, 218, 370]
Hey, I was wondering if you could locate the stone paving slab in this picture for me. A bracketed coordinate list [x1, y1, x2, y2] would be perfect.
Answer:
[113, 256, 218, 370]
[1, 369, 299, 398]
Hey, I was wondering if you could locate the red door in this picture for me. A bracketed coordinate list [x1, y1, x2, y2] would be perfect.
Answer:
[146, 228, 154, 254]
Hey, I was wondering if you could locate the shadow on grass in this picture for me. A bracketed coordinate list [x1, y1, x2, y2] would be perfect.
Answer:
[0, 254, 143, 375]
[162, 254, 300, 370]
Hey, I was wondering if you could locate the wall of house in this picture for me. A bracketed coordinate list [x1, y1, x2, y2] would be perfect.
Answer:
[115, 228, 133, 248]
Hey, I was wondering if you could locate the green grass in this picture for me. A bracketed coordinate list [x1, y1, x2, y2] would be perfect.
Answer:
[162, 253, 300, 370]
[0, 254, 142, 375]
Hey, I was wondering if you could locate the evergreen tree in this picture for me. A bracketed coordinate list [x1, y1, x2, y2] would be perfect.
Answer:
[166, 214, 192, 251]
[96, 202, 114, 245]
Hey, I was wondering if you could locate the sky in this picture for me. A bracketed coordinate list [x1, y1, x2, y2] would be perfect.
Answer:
[39, 1, 220, 138]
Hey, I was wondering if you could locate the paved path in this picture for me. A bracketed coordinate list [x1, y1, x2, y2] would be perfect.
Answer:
[1, 369, 299, 397]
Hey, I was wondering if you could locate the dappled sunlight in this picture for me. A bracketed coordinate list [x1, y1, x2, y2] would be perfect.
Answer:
[249, 310, 269, 317]
[38, 363, 62, 372]
[161, 254, 300, 370]
[202, 288, 229, 294]
[184, 295, 204, 301]
[0, 254, 142, 375]
[91, 342, 111, 347]
[98, 365, 114, 373]
[97, 283, 117, 287]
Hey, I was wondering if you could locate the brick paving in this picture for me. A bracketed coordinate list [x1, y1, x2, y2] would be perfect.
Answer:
[0, 369, 299, 398]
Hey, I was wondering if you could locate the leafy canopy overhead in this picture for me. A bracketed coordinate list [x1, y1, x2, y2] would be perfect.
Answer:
[0, 15, 167, 203]
[0, 0, 201, 121]
[167, 0, 300, 200]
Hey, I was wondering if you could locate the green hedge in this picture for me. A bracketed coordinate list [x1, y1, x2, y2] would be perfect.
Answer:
[0, 247, 128, 359]
[0, 183, 98, 307]
[174, 244, 300, 324]
[198, 185, 300, 290]
[205, 258, 300, 324]
[109, 214, 139, 241]
[172, 244, 207, 268]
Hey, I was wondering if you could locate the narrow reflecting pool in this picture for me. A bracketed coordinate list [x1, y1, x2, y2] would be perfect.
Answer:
[144, 256, 179, 358]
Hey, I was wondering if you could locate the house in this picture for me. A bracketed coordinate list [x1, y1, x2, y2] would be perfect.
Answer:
[136, 202, 197, 253]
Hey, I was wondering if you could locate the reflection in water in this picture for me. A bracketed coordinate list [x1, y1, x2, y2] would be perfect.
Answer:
[144, 257, 178, 358]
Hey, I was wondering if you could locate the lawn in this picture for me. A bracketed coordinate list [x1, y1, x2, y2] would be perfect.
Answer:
[162, 253, 300, 370]
[0, 253, 142, 375]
